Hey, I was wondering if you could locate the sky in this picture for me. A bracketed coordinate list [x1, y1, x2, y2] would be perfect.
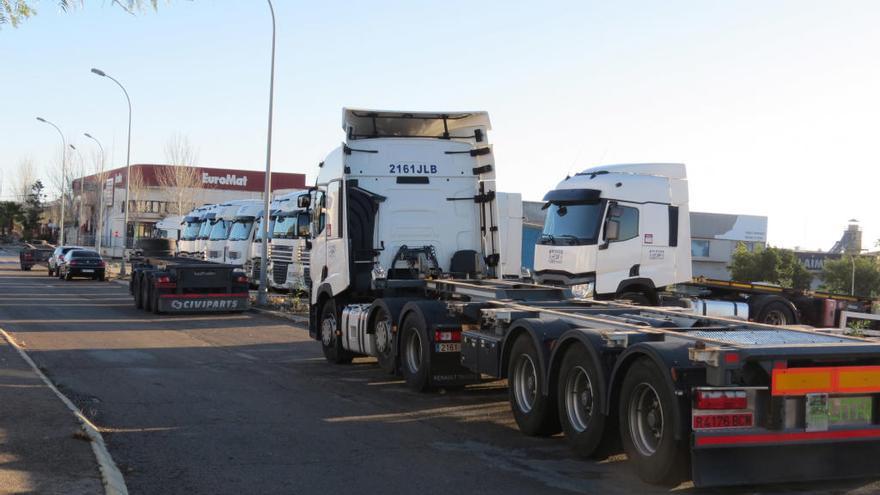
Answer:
[2, 0, 879, 251]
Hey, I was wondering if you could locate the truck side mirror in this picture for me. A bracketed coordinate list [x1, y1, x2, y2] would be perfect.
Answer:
[605, 220, 620, 241]
[297, 195, 311, 209]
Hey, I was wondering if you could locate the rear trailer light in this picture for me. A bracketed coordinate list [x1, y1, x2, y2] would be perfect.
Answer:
[695, 390, 748, 410]
[235, 274, 248, 284]
[434, 329, 461, 342]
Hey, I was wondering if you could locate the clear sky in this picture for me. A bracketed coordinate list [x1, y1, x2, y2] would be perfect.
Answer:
[2, 1, 879, 251]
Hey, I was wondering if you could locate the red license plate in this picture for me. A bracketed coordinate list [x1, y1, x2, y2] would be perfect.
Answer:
[693, 413, 753, 430]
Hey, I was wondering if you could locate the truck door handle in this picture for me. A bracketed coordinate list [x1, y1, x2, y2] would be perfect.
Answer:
[598, 241, 610, 250]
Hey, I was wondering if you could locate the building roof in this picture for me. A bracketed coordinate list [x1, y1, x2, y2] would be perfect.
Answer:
[73, 164, 306, 193]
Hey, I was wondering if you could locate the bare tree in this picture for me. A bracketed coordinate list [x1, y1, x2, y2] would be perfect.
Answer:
[15, 157, 37, 202]
[157, 132, 203, 216]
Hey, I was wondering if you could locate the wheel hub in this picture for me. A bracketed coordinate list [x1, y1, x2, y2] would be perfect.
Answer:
[321, 315, 336, 346]
[375, 319, 390, 353]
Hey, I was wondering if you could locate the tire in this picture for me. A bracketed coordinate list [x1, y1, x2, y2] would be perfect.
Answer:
[58, 268, 64, 279]
[319, 299, 353, 364]
[47, 267, 54, 277]
[399, 311, 431, 391]
[619, 358, 688, 485]
[756, 301, 795, 326]
[141, 276, 152, 312]
[98, 274, 106, 282]
[507, 334, 560, 436]
[133, 274, 144, 309]
[151, 288, 161, 315]
[557, 343, 608, 457]
[618, 292, 651, 306]
[372, 305, 398, 374]
[64, 271, 72, 281]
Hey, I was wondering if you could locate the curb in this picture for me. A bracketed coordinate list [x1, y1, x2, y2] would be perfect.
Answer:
[0, 328, 128, 495]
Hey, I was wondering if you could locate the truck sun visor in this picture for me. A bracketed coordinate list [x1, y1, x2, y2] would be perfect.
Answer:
[542, 188, 602, 207]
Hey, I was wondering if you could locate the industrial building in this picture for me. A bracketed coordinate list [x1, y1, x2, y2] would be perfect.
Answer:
[71, 164, 306, 257]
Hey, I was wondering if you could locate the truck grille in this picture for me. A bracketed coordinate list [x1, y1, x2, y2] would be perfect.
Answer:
[271, 244, 294, 264]
[273, 262, 289, 285]
[250, 259, 261, 280]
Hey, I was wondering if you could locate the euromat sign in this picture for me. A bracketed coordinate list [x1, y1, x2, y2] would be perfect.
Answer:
[202, 173, 248, 187]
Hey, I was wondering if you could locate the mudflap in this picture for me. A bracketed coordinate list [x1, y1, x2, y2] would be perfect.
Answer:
[691, 439, 880, 487]
[430, 348, 481, 387]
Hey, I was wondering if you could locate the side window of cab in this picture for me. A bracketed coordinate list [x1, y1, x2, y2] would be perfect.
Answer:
[605, 203, 639, 242]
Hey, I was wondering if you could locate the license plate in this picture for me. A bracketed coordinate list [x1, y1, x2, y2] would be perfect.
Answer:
[82, 269, 94, 273]
[692, 412, 754, 430]
[806, 394, 873, 432]
[435, 343, 461, 353]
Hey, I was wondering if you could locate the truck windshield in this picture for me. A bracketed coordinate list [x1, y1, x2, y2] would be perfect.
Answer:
[182, 221, 201, 241]
[254, 218, 274, 242]
[541, 202, 605, 245]
[197, 220, 213, 240]
[208, 220, 230, 241]
[272, 215, 299, 239]
[228, 220, 254, 241]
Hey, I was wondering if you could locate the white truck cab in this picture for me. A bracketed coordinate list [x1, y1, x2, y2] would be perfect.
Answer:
[533, 163, 692, 301]
[194, 204, 222, 259]
[178, 206, 209, 257]
[155, 215, 184, 246]
[224, 202, 265, 267]
[206, 200, 261, 264]
[268, 190, 310, 291]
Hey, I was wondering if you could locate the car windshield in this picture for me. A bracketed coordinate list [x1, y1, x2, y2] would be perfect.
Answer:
[272, 215, 299, 239]
[197, 220, 214, 240]
[540, 202, 606, 245]
[182, 221, 202, 241]
[208, 220, 230, 241]
[229, 220, 254, 241]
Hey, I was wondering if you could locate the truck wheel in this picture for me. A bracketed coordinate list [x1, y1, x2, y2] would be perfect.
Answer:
[141, 277, 152, 312]
[757, 301, 795, 326]
[47, 267, 54, 277]
[618, 292, 650, 306]
[133, 275, 144, 309]
[320, 299, 353, 364]
[557, 343, 607, 457]
[372, 306, 398, 375]
[400, 312, 431, 391]
[619, 358, 687, 485]
[508, 334, 560, 436]
[151, 289, 161, 315]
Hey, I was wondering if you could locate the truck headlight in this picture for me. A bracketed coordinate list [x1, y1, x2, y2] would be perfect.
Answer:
[570, 282, 594, 300]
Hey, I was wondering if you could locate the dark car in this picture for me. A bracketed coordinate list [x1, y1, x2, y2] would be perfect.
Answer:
[58, 250, 106, 281]
[48, 245, 84, 277]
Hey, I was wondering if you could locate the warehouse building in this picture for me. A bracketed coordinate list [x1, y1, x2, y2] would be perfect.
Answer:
[71, 164, 306, 257]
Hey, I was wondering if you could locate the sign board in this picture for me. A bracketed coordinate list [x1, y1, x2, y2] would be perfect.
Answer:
[104, 178, 115, 206]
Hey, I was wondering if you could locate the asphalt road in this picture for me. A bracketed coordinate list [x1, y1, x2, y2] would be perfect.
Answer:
[1, 253, 879, 495]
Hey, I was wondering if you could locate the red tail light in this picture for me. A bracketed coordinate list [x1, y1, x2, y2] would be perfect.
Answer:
[155, 275, 176, 289]
[98, 261, 106, 267]
[434, 329, 462, 343]
[157, 275, 171, 284]
[235, 274, 248, 284]
[69, 260, 79, 266]
[695, 390, 748, 410]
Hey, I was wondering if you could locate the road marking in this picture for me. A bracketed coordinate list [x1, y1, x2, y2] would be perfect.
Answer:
[0, 328, 128, 495]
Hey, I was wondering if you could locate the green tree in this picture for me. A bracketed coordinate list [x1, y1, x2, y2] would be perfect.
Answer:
[820, 256, 880, 298]
[728, 244, 813, 291]
[19, 180, 44, 239]
[0, 201, 23, 236]
[1, 1, 157, 28]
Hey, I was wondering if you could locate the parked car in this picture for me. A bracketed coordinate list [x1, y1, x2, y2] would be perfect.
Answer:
[58, 250, 106, 281]
[48, 246, 84, 277]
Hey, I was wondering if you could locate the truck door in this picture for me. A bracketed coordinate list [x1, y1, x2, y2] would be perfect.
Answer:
[595, 201, 642, 296]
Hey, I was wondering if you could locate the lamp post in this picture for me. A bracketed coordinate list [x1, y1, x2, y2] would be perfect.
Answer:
[84, 133, 105, 254]
[91, 67, 132, 276]
[69, 144, 85, 245]
[258, 0, 277, 306]
[36, 117, 66, 245]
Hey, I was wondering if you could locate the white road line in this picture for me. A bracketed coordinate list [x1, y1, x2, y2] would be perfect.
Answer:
[0, 328, 128, 495]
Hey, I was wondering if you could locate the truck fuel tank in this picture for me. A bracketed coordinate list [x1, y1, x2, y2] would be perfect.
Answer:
[685, 299, 749, 321]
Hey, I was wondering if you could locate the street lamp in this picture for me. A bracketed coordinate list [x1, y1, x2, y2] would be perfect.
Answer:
[84, 133, 105, 254]
[69, 144, 85, 245]
[258, 0, 277, 306]
[91, 67, 132, 276]
[36, 117, 66, 245]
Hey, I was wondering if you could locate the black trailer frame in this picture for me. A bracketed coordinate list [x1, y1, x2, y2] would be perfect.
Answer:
[129, 256, 250, 314]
